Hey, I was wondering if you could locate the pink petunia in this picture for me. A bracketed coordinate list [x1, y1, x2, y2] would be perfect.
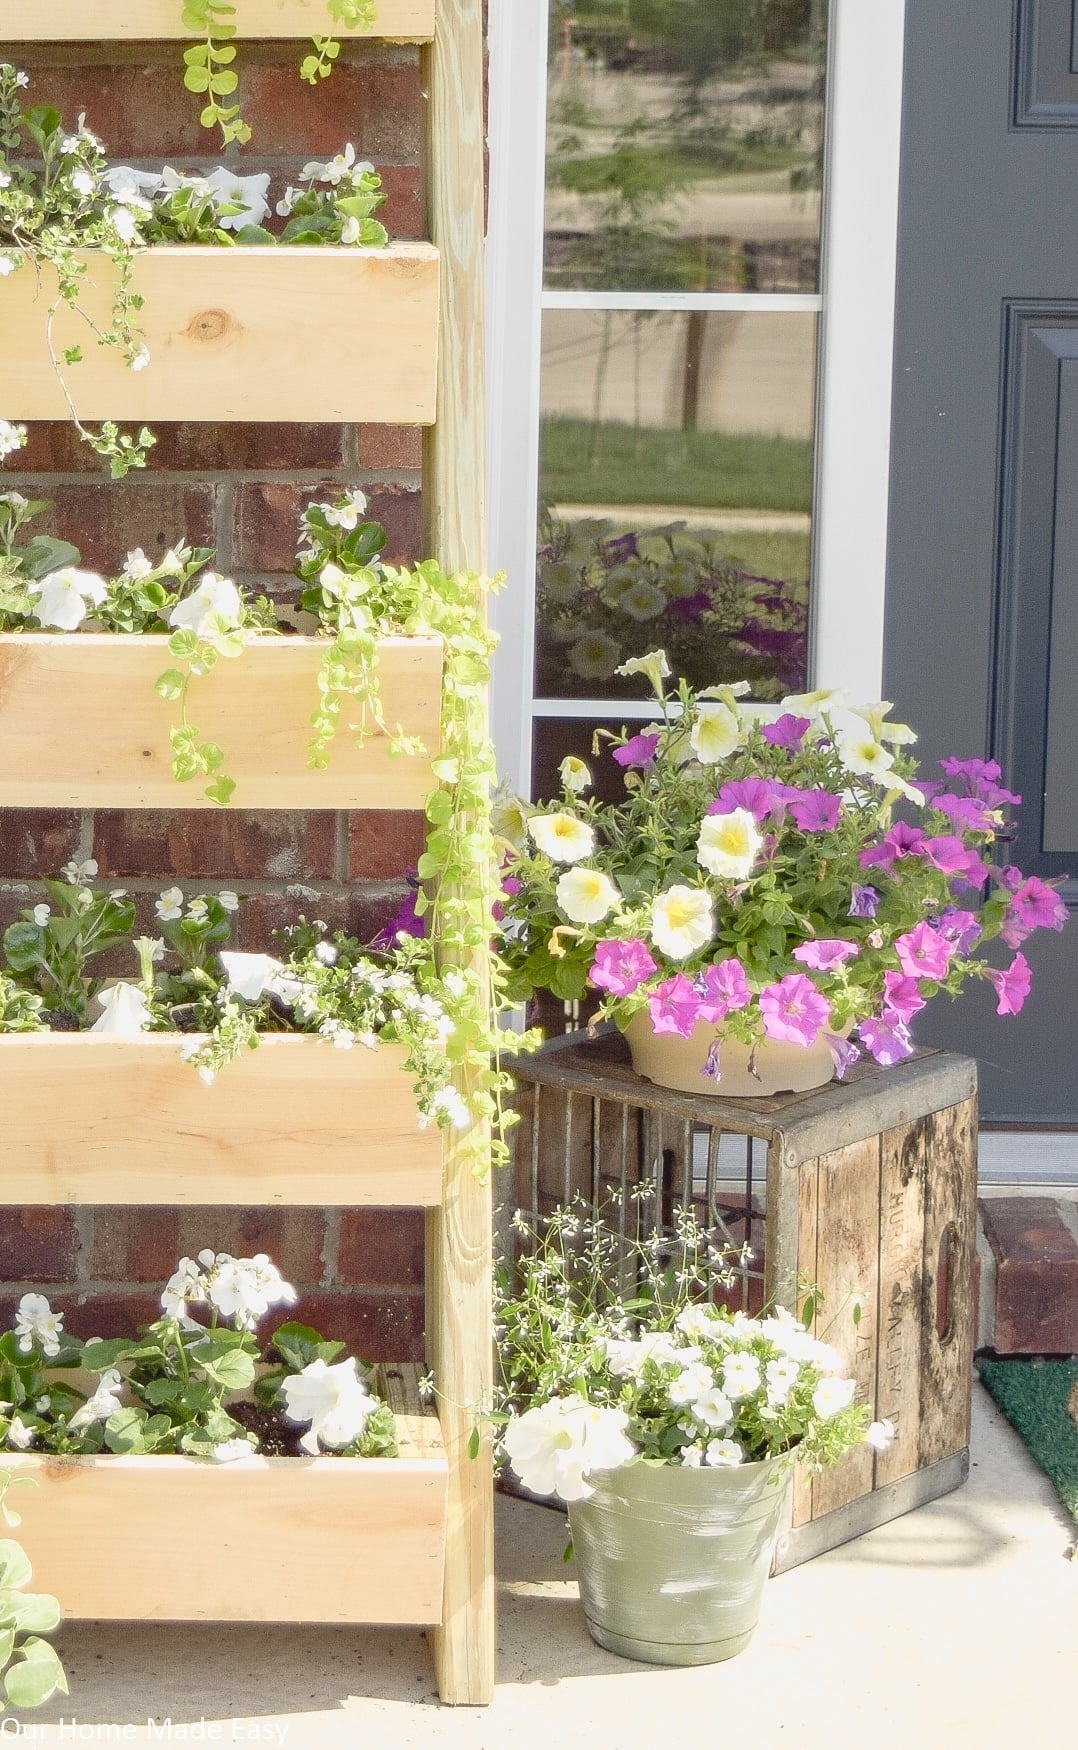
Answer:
[858, 1014, 914, 1066]
[786, 788, 842, 833]
[985, 951, 1032, 1017]
[1007, 877, 1068, 935]
[792, 938, 859, 972]
[695, 958, 752, 1022]
[589, 938, 657, 997]
[759, 974, 831, 1047]
[881, 970, 926, 1024]
[920, 835, 988, 886]
[894, 921, 954, 981]
[859, 821, 927, 871]
[760, 713, 811, 750]
[710, 777, 787, 825]
[938, 906, 983, 955]
[612, 733, 660, 769]
[647, 974, 703, 1039]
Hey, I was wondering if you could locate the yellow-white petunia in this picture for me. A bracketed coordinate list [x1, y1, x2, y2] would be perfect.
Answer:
[617, 580, 666, 622]
[650, 885, 714, 959]
[556, 866, 620, 925]
[615, 650, 671, 698]
[696, 808, 762, 880]
[528, 811, 595, 864]
[848, 701, 917, 745]
[569, 633, 620, 680]
[780, 686, 849, 721]
[558, 756, 592, 794]
[689, 701, 743, 764]
[836, 728, 896, 783]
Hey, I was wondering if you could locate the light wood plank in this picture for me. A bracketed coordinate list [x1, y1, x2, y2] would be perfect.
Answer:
[0, 1438, 447, 1623]
[0, 1034, 444, 1206]
[422, 0, 493, 1708]
[919, 1097, 978, 1467]
[0, 0, 435, 39]
[0, 246, 439, 423]
[809, 1136, 881, 1520]
[790, 1157, 818, 1530]
[0, 633, 442, 810]
[874, 1116, 928, 1487]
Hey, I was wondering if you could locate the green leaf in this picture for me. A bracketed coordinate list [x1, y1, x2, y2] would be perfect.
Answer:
[467, 1427, 481, 1461]
[189, 1347, 255, 1391]
[76, 1337, 144, 1374]
[205, 775, 236, 808]
[154, 669, 186, 701]
[183, 67, 212, 94]
[4, 1636, 67, 1707]
[208, 71, 239, 95]
[232, 224, 277, 247]
[1, 923, 44, 974]
[0, 1544, 31, 1591]
[0, 1588, 60, 1634]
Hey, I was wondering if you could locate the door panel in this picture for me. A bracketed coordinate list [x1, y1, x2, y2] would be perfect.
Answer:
[885, 0, 1078, 1119]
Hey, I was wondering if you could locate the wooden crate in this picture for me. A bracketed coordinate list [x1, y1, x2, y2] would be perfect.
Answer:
[504, 1029, 978, 1571]
[0, 0, 436, 36]
[0, 633, 443, 809]
[0, 246, 439, 423]
[0, 1033, 444, 1207]
[0, 1368, 447, 1624]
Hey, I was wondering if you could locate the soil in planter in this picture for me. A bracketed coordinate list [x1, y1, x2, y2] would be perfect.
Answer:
[226, 1402, 307, 1458]
[46, 1011, 81, 1031]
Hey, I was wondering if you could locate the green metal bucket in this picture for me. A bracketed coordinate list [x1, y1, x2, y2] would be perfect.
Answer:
[567, 1453, 793, 1666]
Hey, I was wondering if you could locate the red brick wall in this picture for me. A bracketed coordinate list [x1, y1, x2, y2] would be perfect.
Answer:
[0, 36, 429, 1360]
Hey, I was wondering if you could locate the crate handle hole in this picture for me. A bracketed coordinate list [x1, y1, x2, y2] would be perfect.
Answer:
[935, 1222, 959, 1343]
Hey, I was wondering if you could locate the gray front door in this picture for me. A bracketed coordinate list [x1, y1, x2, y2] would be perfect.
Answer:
[885, 0, 1078, 1120]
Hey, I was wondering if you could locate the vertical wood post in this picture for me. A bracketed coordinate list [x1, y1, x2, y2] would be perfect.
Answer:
[421, 0, 495, 1706]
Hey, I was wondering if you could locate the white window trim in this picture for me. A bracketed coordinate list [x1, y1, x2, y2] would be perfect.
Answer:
[485, 0, 908, 794]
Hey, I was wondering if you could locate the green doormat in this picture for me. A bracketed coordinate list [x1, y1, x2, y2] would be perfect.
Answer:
[978, 1358, 1078, 1527]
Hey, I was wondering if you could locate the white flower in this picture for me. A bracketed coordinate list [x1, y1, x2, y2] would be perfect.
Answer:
[275, 185, 300, 217]
[555, 866, 620, 926]
[865, 1418, 896, 1451]
[29, 566, 108, 630]
[668, 1362, 714, 1407]
[849, 702, 917, 746]
[765, 1357, 801, 1407]
[217, 891, 240, 913]
[340, 215, 362, 245]
[603, 1331, 690, 1377]
[105, 166, 164, 203]
[168, 572, 242, 641]
[218, 951, 287, 1003]
[14, 1294, 63, 1359]
[650, 885, 714, 960]
[528, 811, 595, 864]
[31, 904, 50, 927]
[279, 1357, 376, 1455]
[123, 547, 154, 579]
[705, 1439, 744, 1467]
[691, 1386, 733, 1430]
[207, 1253, 297, 1330]
[680, 1443, 704, 1467]
[90, 981, 152, 1036]
[837, 728, 895, 783]
[61, 857, 98, 885]
[70, 168, 96, 197]
[204, 167, 271, 230]
[155, 886, 184, 921]
[323, 491, 368, 530]
[158, 547, 187, 579]
[212, 1437, 256, 1463]
[721, 1352, 762, 1399]
[108, 204, 140, 243]
[300, 142, 358, 185]
[129, 343, 150, 373]
[674, 1305, 722, 1340]
[558, 756, 591, 794]
[160, 1256, 208, 1324]
[618, 580, 665, 621]
[690, 701, 743, 764]
[68, 1369, 125, 1432]
[159, 166, 213, 198]
[6, 1418, 35, 1451]
[0, 419, 25, 459]
[569, 632, 620, 680]
[502, 1394, 635, 1502]
[614, 650, 671, 696]
[186, 897, 208, 922]
[314, 941, 338, 965]
[696, 809, 762, 881]
[812, 1376, 858, 1418]
[781, 687, 848, 722]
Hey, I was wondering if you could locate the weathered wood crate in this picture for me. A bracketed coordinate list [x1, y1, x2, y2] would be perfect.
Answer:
[503, 1028, 978, 1572]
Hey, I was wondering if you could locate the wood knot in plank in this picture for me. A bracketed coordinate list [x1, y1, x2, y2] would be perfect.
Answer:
[185, 308, 237, 344]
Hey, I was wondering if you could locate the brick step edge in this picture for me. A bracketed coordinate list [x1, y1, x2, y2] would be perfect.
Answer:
[977, 1196, 1078, 1356]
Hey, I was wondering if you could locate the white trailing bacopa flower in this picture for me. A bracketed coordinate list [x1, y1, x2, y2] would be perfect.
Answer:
[90, 981, 152, 1036]
[705, 1438, 744, 1467]
[696, 808, 763, 881]
[864, 1417, 896, 1451]
[14, 1294, 63, 1359]
[528, 811, 595, 864]
[29, 566, 108, 630]
[0, 419, 25, 458]
[167, 572, 243, 641]
[502, 1394, 635, 1502]
[650, 885, 714, 960]
[555, 866, 620, 926]
[279, 1357, 376, 1455]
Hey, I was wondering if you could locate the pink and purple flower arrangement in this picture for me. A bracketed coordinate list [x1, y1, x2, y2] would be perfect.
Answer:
[496, 651, 1065, 1084]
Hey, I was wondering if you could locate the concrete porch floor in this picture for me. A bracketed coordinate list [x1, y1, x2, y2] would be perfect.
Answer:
[12, 1379, 1076, 1750]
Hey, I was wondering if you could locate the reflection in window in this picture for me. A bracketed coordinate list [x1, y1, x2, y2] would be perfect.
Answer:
[534, 309, 815, 703]
[545, 1, 828, 294]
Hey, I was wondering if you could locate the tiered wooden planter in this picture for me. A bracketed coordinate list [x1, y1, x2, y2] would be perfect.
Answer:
[0, 0, 493, 1708]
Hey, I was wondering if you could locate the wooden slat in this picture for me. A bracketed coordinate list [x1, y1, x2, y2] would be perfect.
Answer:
[0, 1427, 447, 1623]
[790, 1156, 818, 1530]
[919, 1097, 978, 1467]
[0, 1034, 444, 1206]
[0, 246, 439, 423]
[808, 1135, 881, 1520]
[0, 633, 442, 810]
[874, 1116, 928, 1486]
[0, 0, 436, 37]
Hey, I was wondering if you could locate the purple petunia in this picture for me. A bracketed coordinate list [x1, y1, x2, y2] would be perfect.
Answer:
[666, 592, 712, 624]
[931, 792, 999, 833]
[859, 821, 927, 871]
[647, 974, 704, 1039]
[589, 938, 657, 998]
[612, 733, 660, 770]
[849, 884, 880, 920]
[921, 835, 988, 887]
[894, 920, 954, 981]
[1005, 876, 1068, 938]
[881, 970, 926, 1025]
[858, 1014, 914, 1066]
[985, 951, 1033, 1016]
[710, 777, 787, 826]
[760, 713, 811, 751]
[937, 756, 1021, 810]
[695, 958, 752, 1022]
[938, 906, 983, 956]
[823, 1032, 860, 1078]
[786, 788, 842, 833]
[759, 973, 831, 1047]
[791, 938, 860, 972]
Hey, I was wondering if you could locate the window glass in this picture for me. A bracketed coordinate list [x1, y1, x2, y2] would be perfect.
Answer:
[545, 1, 828, 294]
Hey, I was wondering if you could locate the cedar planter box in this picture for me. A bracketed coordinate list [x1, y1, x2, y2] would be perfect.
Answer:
[0, 246, 439, 423]
[0, 1368, 448, 1623]
[0, 0, 436, 38]
[0, 632, 443, 809]
[0, 1033, 444, 1206]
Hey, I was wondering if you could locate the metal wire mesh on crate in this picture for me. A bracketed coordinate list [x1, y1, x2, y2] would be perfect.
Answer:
[503, 1027, 769, 1312]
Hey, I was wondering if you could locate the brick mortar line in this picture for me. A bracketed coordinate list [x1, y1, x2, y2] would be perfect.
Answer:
[9, 471, 422, 489]
[1055, 1199, 1078, 1248]
[0, 1283, 425, 1302]
[0, 879, 412, 896]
